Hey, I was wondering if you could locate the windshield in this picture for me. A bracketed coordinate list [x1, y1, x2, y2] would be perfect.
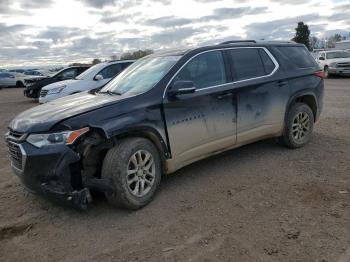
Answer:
[75, 63, 106, 80]
[100, 56, 180, 95]
[326, 51, 350, 59]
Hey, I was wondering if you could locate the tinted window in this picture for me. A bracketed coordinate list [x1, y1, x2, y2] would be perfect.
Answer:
[175, 51, 227, 89]
[121, 62, 133, 69]
[229, 48, 266, 81]
[277, 46, 316, 68]
[259, 49, 275, 74]
[99, 64, 123, 79]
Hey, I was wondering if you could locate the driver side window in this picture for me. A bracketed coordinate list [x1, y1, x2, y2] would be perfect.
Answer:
[174, 51, 227, 89]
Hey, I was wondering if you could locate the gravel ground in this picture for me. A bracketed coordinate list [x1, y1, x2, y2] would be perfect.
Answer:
[0, 79, 349, 262]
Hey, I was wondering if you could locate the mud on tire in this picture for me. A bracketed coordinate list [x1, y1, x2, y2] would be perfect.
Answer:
[281, 102, 314, 149]
[102, 138, 162, 210]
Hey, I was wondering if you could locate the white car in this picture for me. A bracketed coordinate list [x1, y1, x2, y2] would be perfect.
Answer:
[316, 50, 350, 78]
[39, 60, 135, 103]
[0, 72, 27, 87]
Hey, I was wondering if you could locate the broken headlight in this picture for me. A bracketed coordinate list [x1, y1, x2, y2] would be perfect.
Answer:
[26, 127, 89, 148]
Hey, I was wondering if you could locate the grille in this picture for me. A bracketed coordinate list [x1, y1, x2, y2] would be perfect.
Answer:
[8, 129, 24, 140]
[337, 63, 350, 68]
[40, 90, 48, 97]
[7, 141, 22, 170]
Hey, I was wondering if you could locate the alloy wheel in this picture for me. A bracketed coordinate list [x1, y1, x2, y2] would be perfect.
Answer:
[292, 112, 310, 142]
[126, 150, 155, 197]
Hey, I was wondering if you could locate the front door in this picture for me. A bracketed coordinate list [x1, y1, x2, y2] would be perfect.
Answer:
[163, 50, 237, 169]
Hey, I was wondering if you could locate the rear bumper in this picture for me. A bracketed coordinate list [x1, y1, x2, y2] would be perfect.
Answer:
[7, 140, 92, 209]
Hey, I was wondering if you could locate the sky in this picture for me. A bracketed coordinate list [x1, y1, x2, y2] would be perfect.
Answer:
[0, 0, 349, 67]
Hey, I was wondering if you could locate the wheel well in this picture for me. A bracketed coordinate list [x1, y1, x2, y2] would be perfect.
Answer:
[294, 95, 317, 120]
[115, 132, 167, 174]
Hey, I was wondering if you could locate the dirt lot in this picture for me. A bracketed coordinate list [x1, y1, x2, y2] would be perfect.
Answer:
[0, 79, 350, 262]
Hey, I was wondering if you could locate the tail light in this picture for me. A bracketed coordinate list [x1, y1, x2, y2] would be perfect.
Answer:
[313, 71, 325, 79]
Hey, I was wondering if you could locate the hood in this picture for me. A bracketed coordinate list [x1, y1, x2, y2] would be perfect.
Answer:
[327, 58, 350, 64]
[9, 92, 127, 133]
[42, 79, 78, 90]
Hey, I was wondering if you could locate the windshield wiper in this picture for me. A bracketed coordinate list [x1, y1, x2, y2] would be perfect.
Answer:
[99, 90, 121, 96]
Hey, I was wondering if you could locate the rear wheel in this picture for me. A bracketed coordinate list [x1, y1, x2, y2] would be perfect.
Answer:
[102, 138, 161, 210]
[281, 103, 314, 148]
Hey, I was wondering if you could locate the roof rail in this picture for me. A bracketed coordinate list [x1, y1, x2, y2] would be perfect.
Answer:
[265, 40, 295, 44]
[219, 40, 256, 45]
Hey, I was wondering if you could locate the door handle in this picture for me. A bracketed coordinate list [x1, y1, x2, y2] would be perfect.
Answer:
[278, 80, 288, 87]
[217, 93, 233, 99]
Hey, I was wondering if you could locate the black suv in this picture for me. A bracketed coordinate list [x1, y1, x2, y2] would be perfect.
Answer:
[24, 66, 90, 99]
[6, 41, 324, 209]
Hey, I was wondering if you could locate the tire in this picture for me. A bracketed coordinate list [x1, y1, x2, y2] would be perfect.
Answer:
[16, 81, 24, 88]
[281, 103, 314, 149]
[324, 66, 332, 79]
[102, 138, 162, 210]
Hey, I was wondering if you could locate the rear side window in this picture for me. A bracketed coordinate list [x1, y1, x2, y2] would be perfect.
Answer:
[229, 48, 267, 81]
[277, 46, 316, 68]
[259, 49, 275, 74]
[174, 51, 227, 89]
[99, 64, 123, 79]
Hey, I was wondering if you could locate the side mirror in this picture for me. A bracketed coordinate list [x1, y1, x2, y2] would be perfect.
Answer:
[319, 57, 325, 61]
[168, 81, 196, 98]
[94, 74, 104, 81]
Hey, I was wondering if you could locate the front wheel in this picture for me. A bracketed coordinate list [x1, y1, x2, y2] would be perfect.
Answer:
[324, 66, 332, 79]
[16, 81, 24, 88]
[102, 138, 162, 210]
[281, 103, 314, 148]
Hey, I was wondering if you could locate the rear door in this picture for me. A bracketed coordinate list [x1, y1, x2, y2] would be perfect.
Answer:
[228, 47, 288, 143]
[163, 50, 237, 169]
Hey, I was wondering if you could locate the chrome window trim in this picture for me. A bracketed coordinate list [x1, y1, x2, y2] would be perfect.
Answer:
[163, 46, 280, 98]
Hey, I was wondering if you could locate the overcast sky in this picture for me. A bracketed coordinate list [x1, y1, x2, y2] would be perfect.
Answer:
[0, 0, 349, 67]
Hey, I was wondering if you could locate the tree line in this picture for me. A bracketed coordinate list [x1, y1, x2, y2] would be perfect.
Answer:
[292, 21, 348, 50]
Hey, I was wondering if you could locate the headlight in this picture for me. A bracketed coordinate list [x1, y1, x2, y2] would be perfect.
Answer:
[330, 62, 337, 68]
[26, 127, 89, 148]
[47, 85, 66, 95]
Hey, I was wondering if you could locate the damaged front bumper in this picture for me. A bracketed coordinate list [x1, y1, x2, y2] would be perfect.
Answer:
[6, 139, 92, 209]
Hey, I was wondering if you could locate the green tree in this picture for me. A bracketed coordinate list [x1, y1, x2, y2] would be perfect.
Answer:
[292, 22, 311, 50]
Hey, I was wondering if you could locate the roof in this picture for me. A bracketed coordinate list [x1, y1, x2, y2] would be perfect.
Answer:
[150, 40, 303, 57]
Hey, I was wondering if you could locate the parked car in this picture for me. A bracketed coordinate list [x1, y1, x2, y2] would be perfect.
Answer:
[24, 70, 46, 77]
[0, 72, 27, 87]
[316, 50, 350, 78]
[24, 66, 90, 99]
[6, 41, 324, 210]
[8, 69, 27, 74]
[39, 60, 135, 103]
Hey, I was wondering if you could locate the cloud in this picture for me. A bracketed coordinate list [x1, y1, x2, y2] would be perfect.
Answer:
[245, 14, 322, 40]
[145, 16, 192, 27]
[199, 7, 268, 22]
[79, 0, 142, 9]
